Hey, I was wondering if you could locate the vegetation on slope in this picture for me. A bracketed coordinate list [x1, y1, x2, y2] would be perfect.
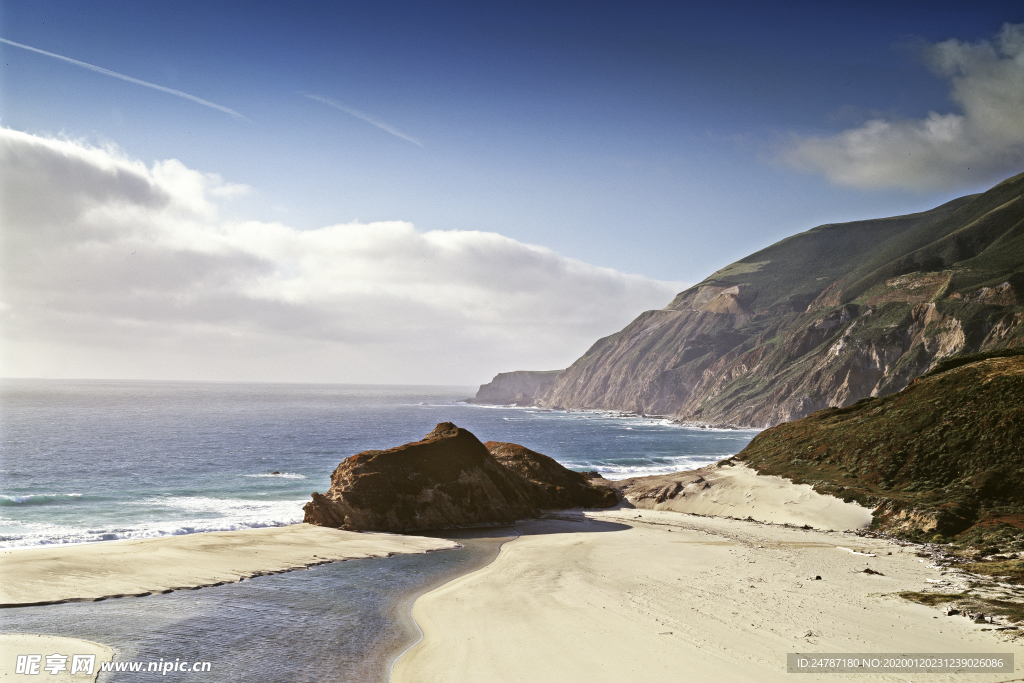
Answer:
[733, 349, 1024, 547]
[691, 170, 1024, 315]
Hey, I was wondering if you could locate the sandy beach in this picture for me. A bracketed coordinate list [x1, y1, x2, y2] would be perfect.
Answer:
[0, 523, 458, 607]
[393, 509, 1022, 683]
[2, 496, 1020, 682]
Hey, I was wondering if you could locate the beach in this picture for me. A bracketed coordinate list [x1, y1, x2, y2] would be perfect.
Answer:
[394, 509, 1023, 683]
[1, 505, 1021, 681]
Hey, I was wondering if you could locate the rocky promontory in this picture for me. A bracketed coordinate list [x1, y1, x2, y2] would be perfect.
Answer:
[468, 370, 564, 406]
[303, 422, 617, 532]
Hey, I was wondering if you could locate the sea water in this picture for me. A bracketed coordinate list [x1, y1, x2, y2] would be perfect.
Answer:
[0, 380, 758, 549]
[0, 380, 757, 681]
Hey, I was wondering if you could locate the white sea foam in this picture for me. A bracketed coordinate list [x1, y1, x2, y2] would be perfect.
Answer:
[596, 465, 709, 480]
[0, 492, 85, 505]
[0, 497, 309, 549]
[131, 495, 305, 515]
[244, 472, 308, 479]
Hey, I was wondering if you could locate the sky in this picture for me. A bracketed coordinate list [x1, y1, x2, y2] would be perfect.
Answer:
[1, 1, 1023, 385]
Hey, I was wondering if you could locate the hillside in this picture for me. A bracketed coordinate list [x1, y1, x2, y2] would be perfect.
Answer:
[476, 171, 1024, 427]
[730, 348, 1024, 545]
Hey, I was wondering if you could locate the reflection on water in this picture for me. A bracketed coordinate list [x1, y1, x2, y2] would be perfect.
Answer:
[0, 529, 515, 682]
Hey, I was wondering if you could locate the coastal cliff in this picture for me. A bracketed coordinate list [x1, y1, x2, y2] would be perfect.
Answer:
[303, 423, 616, 532]
[475, 171, 1024, 427]
[469, 370, 564, 406]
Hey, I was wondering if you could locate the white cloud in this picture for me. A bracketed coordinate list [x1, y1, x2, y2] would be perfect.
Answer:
[0, 128, 685, 384]
[780, 23, 1024, 190]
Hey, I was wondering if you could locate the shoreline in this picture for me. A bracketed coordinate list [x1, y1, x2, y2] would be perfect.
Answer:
[393, 509, 1023, 683]
[1, 526, 512, 683]
[0, 634, 113, 682]
[4, 509, 1020, 681]
[385, 528, 522, 681]
[0, 523, 459, 608]
[463, 399, 761, 431]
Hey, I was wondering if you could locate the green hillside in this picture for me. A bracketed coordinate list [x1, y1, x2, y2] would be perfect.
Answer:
[689, 170, 1024, 315]
[684, 194, 975, 314]
[733, 348, 1024, 548]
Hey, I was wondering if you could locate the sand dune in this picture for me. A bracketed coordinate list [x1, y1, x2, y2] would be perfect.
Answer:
[615, 462, 874, 530]
[393, 509, 1022, 683]
[0, 523, 458, 607]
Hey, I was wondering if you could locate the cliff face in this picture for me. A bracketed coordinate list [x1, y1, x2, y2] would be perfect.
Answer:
[303, 423, 616, 532]
[732, 349, 1024, 539]
[477, 171, 1024, 428]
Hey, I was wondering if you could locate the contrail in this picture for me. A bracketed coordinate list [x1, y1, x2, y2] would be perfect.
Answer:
[0, 37, 248, 121]
[305, 93, 422, 147]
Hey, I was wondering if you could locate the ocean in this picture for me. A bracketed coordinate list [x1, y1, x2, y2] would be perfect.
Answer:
[0, 380, 758, 681]
[0, 379, 758, 549]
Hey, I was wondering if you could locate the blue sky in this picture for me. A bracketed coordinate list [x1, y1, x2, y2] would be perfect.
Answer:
[2, 1, 1023, 383]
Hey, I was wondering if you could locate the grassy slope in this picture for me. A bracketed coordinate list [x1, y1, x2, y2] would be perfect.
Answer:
[687, 170, 1024, 314]
[697, 174, 1024, 416]
[686, 194, 973, 313]
[733, 348, 1024, 544]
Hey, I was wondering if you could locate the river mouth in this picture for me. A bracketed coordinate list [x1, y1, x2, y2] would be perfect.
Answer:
[0, 528, 516, 683]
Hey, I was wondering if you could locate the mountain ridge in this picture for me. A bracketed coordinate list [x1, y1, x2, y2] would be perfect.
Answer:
[475, 171, 1024, 427]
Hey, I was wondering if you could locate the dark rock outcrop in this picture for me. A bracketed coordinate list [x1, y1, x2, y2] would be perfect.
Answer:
[485, 441, 618, 509]
[303, 422, 617, 532]
[475, 171, 1024, 427]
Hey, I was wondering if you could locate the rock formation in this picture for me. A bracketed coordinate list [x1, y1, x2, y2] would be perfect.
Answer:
[485, 441, 618, 509]
[303, 423, 617, 532]
[474, 171, 1024, 428]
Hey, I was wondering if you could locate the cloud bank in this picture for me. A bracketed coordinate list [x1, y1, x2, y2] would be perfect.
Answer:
[0, 128, 684, 384]
[781, 23, 1024, 190]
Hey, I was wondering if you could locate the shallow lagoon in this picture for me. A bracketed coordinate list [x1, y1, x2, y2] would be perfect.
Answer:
[2, 530, 513, 682]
